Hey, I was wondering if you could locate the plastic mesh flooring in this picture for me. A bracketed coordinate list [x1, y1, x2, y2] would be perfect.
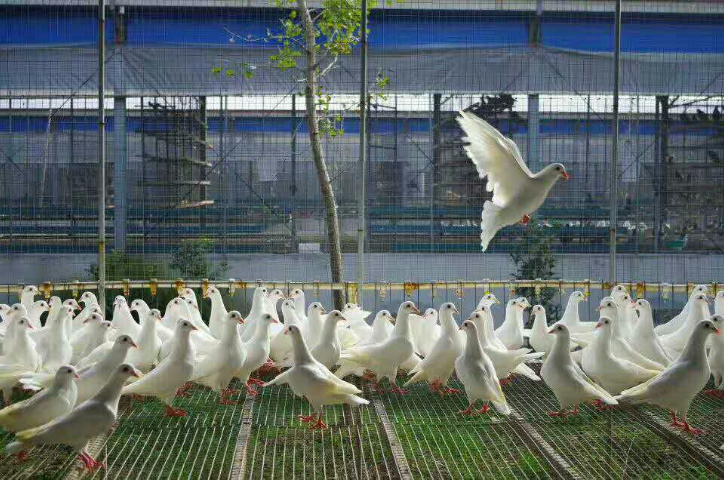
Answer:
[1, 367, 724, 479]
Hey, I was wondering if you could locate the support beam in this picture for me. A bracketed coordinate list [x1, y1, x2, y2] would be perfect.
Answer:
[113, 96, 127, 252]
[608, 0, 622, 283]
[356, 0, 369, 306]
[97, 0, 107, 309]
[527, 94, 540, 169]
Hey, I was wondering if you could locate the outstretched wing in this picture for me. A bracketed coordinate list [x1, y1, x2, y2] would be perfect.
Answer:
[457, 110, 533, 206]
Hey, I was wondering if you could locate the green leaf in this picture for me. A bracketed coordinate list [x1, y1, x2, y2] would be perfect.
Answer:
[211, 66, 223, 74]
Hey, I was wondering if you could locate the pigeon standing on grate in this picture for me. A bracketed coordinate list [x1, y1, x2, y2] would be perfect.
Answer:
[580, 316, 661, 397]
[111, 297, 141, 341]
[70, 316, 111, 364]
[239, 286, 271, 342]
[18, 286, 39, 325]
[410, 308, 440, 358]
[23, 335, 137, 407]
[132, 299, 173, 343]
[0, 317, 40, 404]
[125, 310, 163, 373]
[456, 320, 511, 415]
[122, 319, 196, 417]
[288, 289, 308, 324]
[495, 298, 528, 350]
[630, 299, 674, 367]
[304, 302, 327, 350]
[270, 299, 306, 362]
[6, 363, 140, 471]
[264, 325, 369, 430]
[526, 305, 555, 355]
[554, 291, 594, 333]
[705, 315, 724, 398]
[610, 291, 637, 342]
[190, 311, 246, 405]
[404, 302, 464, 395]
[616, 320, 720, 435]
[659, 293, 712, 354]
[456, 110, 569, 251]
[160, 299, 218, 359]
[235, 313, 279, 396]
[468, 308, 543, 384]
[309, 310, 347, 370]
[0, 366, 78, 436]
[716, 291, 724, 316]
[338, 301, 420, 394]
[541, 324, 617, 417]
[655, 285, 708, 336]
[205, 285, 228, 341]
[183, 296, 213, 337]
[334, 310, 393, 379]
[26, 301, 50, 333]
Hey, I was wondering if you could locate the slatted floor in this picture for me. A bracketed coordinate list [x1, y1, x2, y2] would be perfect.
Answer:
[2, 367, 724, 479]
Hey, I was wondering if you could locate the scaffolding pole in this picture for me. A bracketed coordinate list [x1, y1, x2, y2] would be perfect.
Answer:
[356, 0, 368, 306]
[609, 0, 622, 283]
[97, 0, 107, 310]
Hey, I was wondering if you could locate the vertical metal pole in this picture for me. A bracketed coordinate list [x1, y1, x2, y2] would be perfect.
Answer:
[291, 94, 298, 253]
[98, 0, 107, 309]
[527, 94, 540, 169]
[609, 0, 622, 283]
[431, 93, 441, 252]
[356, 0, 368, 306]
[113, 96, 127, 252]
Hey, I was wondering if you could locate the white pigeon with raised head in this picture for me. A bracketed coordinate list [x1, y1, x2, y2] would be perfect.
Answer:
[35, 306, 73, 373]
[235, 314, 279, 396]
[334, 310, 393, 379]
[495, 298, 527, 350]
[264, 324, 369, 430]
[190, 311, 246, 405]
[0, 366, 78, 435]
[338, 301, 420, 394]
[5, 363, 139, 470]
[160, 299, 218, 359]
[71, 316, 111, 364]
[526, 305, 554, 355]
[270, 299, 306, 362]
[581, 316, 661, 396]
[289, 288, 308, 324]
[660, 293, 711, 354]
[305, 302, 327, 350]
[455, 321, 510, 415]
[705, 315, 724, 398]
[555, 291, 593, 333]
[310, 310, 347, 369]
[478, 305, 543, 378]
[62, 299, 81, 338]
[476, 293, 500, 311]
[0, 317, 40, 403]
[655, 285, 708, 335]
[404, 302, 464, 395]
[616, 320, 720, 435]
[239, 286, 271, 342]
[111, 297, 140, 340]
[131, 299, 172, 343]
[611, 291, 637, 342]
[630, 299, 674, 367]
[45, 297, 64, 329]
[26, 300, 50, 333]
[1, 304, 28, 351]
[205, 284, 228, 340]
[183, 296, 212, 336]
[18, 286, 39, 319]
[122, 319, 197, 417]
[411, 308, 440, 358]
[468, 308, 543, 383]
[126, 309, 163, 373]
[541, 324, 617, 417]
[457, 110, 569, 251]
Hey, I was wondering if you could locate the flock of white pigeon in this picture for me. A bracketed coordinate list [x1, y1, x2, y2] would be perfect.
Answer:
[0, 282, 723, 471]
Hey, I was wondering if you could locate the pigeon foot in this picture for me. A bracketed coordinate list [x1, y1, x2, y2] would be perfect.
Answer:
[459, 405, 476, 416]
[520, 214, 531, 225]
[389, 386, 409, 395]
[499, 377, 513, 386]
[309, 417, 328, 430]
[681, 422, 703, 435]
[704, 389, 724, 399]
[12, 451, 29, 462]
[165, 405, 188, 417]
[298, 414, 317, 423]
[477, 404, 490, 414]
[245, 384, 259, 396]
[247, 378, 265, 386]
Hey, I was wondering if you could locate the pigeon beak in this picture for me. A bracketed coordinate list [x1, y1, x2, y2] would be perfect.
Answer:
[190, 325, 199, 331]
[596, 306, 602, 312]
[83, 318, 90, 324]
[131, 342, 138, 348]
[548, 328, 556, 334]
[339, 315, 348, 322]
[237, 316, 245, 324]
[562, 171, 570, 180]
[458, 325, 464, 330]
[494, 299, 500, 305]
[453, 308, 459, 314]
[284, 328, 289, 335]
[73, 373, 81, 379]
[272, 317, 280, 324]
[411, 306, 421, 314]
[595, 321, 603, 329]
[131, 368, 141, 378]
[28, 324, 34, 330]
[320, 309, 327, 315]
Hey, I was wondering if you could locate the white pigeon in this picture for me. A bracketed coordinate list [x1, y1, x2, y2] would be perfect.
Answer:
[404, 302, 464, 395]
[616, 320, 720, 435]
[555, 291, 593, 333]
[131, 299, 173, 343]
[72, 292, 101, 334]
[630, 299, 674, 367]
[204, 284, 228, 340]
[18, 286, 39, 316]
[0, 317, 40, 403]
[716, 291, 724, 316]
[126, 309, 163, 373]
[35, 306, 74, 373]
[160, 299, 218, 359]
[479, 305, 543, 379]
[611, 291, 637, 342]
[23, 335, 137, 407]
[468, 308, 543, 384]
[542, 324, 618, 416]
[71, 316, 111, 364]
[183, 296, 213, 336]
[239, 286, 271, 342]
[655, 285, 708, 335]
[410, 308, 440, 357]
[6, 363, 140, 471]
[122, 319, 197, 417]
[263, 324, 369, 430]
[660, 293, 711, 354]
[45, 296, 64, 329]
[26, 300, 50, 332]
[1, 304, 29, 351]
[457, 109, 569, 251]
[527, 305, 555, 355]
[62, 299, 81, 338]
[190, 311, 246, 405]
[476, 292, 500, 311]
[310, 310, 347, 369]
[495, 298, 527, 350]
[270, 299, 306, 362]
[235, 313, 279, 396]
[304, 302, 327, 350]
[242, 288, 284, 342]
[705, 314, 724, 398]
[334, 310, 393, 379]
[338, 301, 420, 394]
[111, 297, 140, 340]
[289, 288, 309, 324]
[455, 320, 510, 415]
[580, 316, 661, 397]
[0, 366, 78, 435]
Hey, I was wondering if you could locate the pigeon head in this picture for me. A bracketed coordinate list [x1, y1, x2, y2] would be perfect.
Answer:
[308, 302, 326, 315]
[459, 320, 478, 335]
[532, 305, 545, 315]
[84, 312, 104, 324]
[49, 296, 62, 308]
[99, 321, 113, 331]
[282, 299, 295, 310]
[571, 291, 586, 302]
[481, 293, 499, 305]
[226, 311, 245, 324]
[204, 285, 219, 298]
[182, 288, 195, 298]
[64, 299, 81, 311]
[117, 363, 141, 379]
[258, 286, 269, 297]
[262, 313, 279, 324]
[441, 303, 458, 315]
[148, 309, 162, 321]
[344, 303, 358, 311]
[22, 285, 39, 296]
[698, 320, 720, 336]
[634, 299, 650, 312]
[694, 285, 708, 295]
[468, 310, 485, 323]
[548, 323, 570, 336]
[114, 296, 127, 306]
[378, 310, 391, 321]
[185, 298, 199, 310]
[14, 317, 33, 330]
[80, 291, 97, 304]
[57, 365, 80, 381]
[284, 324, 301, 336]
[0, 304, 9, 315]
[711, 314, 724, 327]
[269, 289, 285, 302]
[33, 300, 50, 312]
[116, 334, 138, 349]
[130, 299, 147, 312]
[8, 303, 27, 319]
[717, 291, 724, 300]
[597, 298, 617, 316]
[176, 318, 198, 332]
[694, 294, 711, 305]
[595, 316, 613, 330]
[400, 301, 420, 315]
[425, 308, 439, 317]
[327, 310, 347, 323]
[541, 163, 569, 182]
[289, 289, 304, 299]
[516, 298, 530, 309]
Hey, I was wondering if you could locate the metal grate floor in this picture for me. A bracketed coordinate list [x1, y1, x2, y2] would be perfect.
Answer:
[1, 367, 724, 479]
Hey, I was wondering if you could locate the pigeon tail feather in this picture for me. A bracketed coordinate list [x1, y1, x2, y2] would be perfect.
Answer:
[480, 201, 504, 252]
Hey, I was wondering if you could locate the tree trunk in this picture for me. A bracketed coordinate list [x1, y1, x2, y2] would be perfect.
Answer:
[297, 0, 345, 310]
